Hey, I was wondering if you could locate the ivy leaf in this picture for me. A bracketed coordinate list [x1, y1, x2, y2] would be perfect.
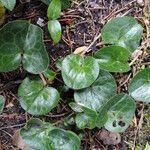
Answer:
[0, 0, 16, 11]
[0, 95, 5, 114]
[101, 16, 143, 53]
[128, 68, 150, 103]
[47, 0, 61, 20]
[61, 54, 99, 89]
[74, 70, 117, 111]
[18, 78, 60, 115]
[97, 94, 135, 133]
[0, 20, 49, 74]
[94, 46, 130, 72]
[48, 20, 62, 43]
[20, 118, 81, 150]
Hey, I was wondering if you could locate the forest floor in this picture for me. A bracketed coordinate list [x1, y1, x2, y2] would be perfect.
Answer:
[0, 0, 150, 150]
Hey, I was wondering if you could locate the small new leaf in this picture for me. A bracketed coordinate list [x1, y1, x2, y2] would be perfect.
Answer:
[48, 20, 62, 43]
[47, 0, 61, 20]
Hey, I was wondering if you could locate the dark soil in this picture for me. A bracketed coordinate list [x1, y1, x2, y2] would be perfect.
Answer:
[0, 0, 150, 150]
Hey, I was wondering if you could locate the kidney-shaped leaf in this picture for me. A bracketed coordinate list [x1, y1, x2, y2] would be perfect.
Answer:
[70, 102, 98, 129]
[0, 0, 16, 11]
[0, 20, 49, 74]
[48, 128, 80, 150]
[128, 68, 150, 103]
[47, 0, 61, 20]
[74, 70, 117, 111]
[0, 95, 5, 114]
[101, 16, 143, 53]
[18, 78, 60, 115]
[98, 93, 136, 133]
[75, 107, 98, 129]
[62, 54, 99, 89]
[20, 118, 81, 150]
[94, 46, 130, 72]
[48, 20, 62, 44]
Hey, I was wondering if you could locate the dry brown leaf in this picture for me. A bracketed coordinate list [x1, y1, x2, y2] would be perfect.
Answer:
[73, 46, 88, 55]
[12, 130, 31, 150]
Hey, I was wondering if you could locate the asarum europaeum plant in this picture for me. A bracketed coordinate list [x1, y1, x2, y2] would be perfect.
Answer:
[0, 15, 149, 149]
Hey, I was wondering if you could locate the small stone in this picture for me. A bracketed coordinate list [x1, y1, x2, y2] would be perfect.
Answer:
[137, 0, 144, 7]
[37, 18, 45, 27]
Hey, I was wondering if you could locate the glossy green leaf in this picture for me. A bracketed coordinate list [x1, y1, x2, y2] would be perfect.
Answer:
[74, 70, 117, 111]
[97, 94, 135, 133]
[20, 118, 81, 150]
[62, 54, 99, 89]
[128, 68, 150, 103]
[69, 102, 98, 129]
[47, 0, 61, 20]
[20, 118, 54, 150]
[0, 95, 5, 114]
[48, 20, 62, 44]
[48, 129, 80, 150]
[75, 107, 98, 129]
[56, 57, 63, 70]
[0, 20, 49, 74]
[69, 102, 83, 113]
[41, 0, 70, 10]
[43, 68, 56, 82]
[0, 0, 16, 11]
[94, 46, 130, 72]
[101, 16, 143, 53]
[18, 78, 60, 115]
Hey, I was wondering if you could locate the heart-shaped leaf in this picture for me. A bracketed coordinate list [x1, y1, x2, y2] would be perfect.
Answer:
[20, 118, 81, 150]
[75, 107, 98, 129]
[69, 102, 98, 129]
[74, 70, 117, 111]
[61, 54, 99, 89]
[0, 20, 49, 74]
[94, 46, 130, 72]
[0, 95, 5, 114]
[18, 78, 60, 115]
[101, 16, 143, 53]
[0, 0, 16, 11]
[20, 118, 54, 149]
[128, 68, 150, 103]
[48, 20, 62, 43]
[48, 128, 80, 149]
[97, 93, 135, 133]
[47, 0, 61, 20]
